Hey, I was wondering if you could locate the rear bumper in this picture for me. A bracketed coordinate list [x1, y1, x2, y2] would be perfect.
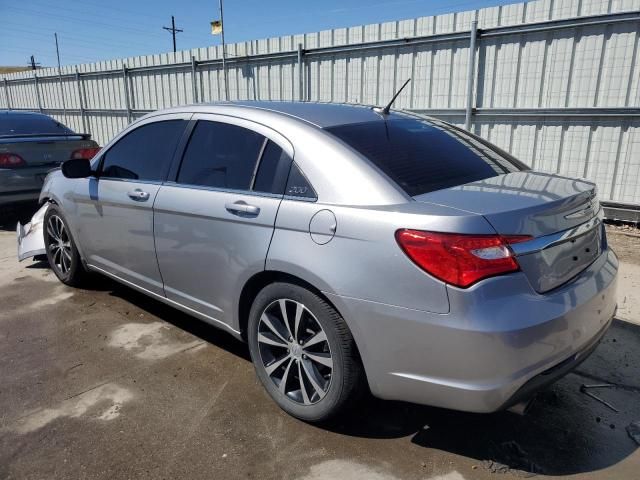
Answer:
[0, 168, 48, 206]
[0, 189, 41, 206]
[326, 248, 618, 413]
[499, 316, 610, 410]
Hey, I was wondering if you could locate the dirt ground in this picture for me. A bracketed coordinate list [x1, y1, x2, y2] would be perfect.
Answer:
[1, 204, 639, 480]
[606, 223, 640, 265]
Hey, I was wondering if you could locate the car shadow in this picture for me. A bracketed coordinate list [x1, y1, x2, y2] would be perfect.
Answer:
[37, 265, 640, 477]
[328, 318, 640, 476]
[0, 202, 40, 232]
[86, 272, 252, 362]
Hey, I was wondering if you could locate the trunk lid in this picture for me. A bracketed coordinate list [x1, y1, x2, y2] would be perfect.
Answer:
[0, 135, 98, 168]
[414, 171, 603, 292]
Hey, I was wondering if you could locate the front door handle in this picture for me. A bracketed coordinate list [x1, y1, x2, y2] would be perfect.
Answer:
[225, 201, 260, 216]
[128, 189, 150, 201]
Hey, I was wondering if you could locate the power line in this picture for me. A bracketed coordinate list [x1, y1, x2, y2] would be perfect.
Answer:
[1, 45, 104, 64]
[162, 16, 183, 53]
[4, 3, 206, 44]
[56, 0, 170, 23]
[2, 6, 206, 55]
[2, 24, 160, 51]
[4, 5, 171, 39]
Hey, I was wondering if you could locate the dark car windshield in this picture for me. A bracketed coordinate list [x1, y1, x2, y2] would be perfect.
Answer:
[325, 117, 527, 196]
[0, 113, 75, 137]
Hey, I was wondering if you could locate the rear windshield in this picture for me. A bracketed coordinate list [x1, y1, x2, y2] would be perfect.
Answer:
[0, 113, 75, 136]
[325, 117, 526, 196]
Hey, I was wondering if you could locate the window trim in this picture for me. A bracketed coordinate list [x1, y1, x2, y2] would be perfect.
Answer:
[168, 113, 295, 196]
[249, 138, 269, 191]
[91, 113, 192, 182]
[159, 181, 287, 200]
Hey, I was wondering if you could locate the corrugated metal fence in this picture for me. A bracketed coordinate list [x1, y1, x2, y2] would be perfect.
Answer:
[2, 0, 640, 209]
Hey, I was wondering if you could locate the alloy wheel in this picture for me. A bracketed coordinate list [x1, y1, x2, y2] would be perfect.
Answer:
[257, 298, 333, 405]
[47, 214, 72, 275]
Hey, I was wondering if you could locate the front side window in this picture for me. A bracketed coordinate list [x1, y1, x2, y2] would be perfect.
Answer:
[326, 117, 526, 197]
[100, 120, 185, 181]
[177, 120, 265, 190]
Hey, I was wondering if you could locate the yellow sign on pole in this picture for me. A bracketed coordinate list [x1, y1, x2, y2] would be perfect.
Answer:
[210, 20, 222, 35]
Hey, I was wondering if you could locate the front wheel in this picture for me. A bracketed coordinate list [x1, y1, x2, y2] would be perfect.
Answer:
[247, 282, 364, 422]
[43, 205, 88, 287]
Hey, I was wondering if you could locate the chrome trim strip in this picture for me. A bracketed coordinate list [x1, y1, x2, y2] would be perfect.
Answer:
[161, 181, 283, 199]
[510, 213, 602, 256]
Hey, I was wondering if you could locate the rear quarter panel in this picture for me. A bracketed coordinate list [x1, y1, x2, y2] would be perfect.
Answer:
[267, 199, 497, 314]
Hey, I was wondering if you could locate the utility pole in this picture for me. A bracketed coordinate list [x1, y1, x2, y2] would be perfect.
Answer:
[54, 33, 68, 122]
[28, 55, 41, 70]
[162, 16, 183, 53]
[219, 0, 229, 100]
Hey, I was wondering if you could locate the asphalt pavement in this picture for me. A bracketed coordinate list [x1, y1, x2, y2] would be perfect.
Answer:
[1, 204, 639, 480]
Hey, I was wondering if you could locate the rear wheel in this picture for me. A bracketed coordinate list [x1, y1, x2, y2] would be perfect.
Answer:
[247, 282, 364, 422]
[44, 205, 88, 287]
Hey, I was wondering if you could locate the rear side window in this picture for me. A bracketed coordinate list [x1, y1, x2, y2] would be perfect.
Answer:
[101, 120, 185, 181]
[0, 113, 74, 136]
[178, 120, 265, 190]
[253, 140, 292, 194]
[325, 118, 524, 196]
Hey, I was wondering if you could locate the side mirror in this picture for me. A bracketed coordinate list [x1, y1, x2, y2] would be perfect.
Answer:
[61, 158, 93, 179]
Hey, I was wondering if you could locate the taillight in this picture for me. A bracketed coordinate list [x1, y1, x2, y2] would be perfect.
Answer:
[0, 153, 26, 168]
[70, 147, 100, 160]
[395, 229, 532, 288]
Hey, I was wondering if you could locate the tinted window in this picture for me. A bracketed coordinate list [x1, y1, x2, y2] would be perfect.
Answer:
[253, 141, 292, 194]
[286, 163, 316, 199]
[0, 113, 74, 136]
[326, 118, 525, 196]
[178, 121, 265, 190]
[101, 120, 185, 181]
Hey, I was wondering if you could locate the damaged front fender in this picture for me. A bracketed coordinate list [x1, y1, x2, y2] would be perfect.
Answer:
[17, 203, 50, 262]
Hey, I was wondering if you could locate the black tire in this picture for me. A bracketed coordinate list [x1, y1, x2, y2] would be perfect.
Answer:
[43, 204, 88, 287]
[247, 282, 364, 422]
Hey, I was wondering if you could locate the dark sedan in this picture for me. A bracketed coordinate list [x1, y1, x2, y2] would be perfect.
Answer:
[0, 110, 99, 206]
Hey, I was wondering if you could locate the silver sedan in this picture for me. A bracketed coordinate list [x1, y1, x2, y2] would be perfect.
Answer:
[18, 102, 618, 422]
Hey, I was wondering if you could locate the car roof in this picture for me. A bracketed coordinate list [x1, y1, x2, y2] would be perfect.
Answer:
[0, 110, 50, 118]
[189, 101, 412, 128]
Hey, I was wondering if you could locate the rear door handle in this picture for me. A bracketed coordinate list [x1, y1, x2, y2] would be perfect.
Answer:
[225, 201, 260, 216]
[128, 189, 150, 201]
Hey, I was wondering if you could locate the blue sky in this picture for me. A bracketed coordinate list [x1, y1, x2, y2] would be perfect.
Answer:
[1, 0, 518, 67]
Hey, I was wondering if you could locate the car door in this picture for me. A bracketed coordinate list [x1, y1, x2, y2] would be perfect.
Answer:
[153, 114, 294, 328]
[74, 115, 189, 295]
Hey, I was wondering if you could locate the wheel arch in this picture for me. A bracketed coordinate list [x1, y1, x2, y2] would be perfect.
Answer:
[237, 270, 369, 394]
[40, 196, 57, 206]
[237, 269, 369, 390]
[237, 270, 328, 341]
[42, 199, 89, 268]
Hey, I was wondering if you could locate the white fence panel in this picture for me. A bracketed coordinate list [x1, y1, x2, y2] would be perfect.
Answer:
[1, 0, 639, 209]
